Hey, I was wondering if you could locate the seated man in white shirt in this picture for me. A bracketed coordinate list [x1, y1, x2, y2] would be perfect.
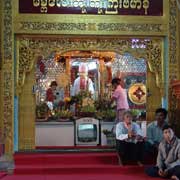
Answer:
[116, 110, 145, 166]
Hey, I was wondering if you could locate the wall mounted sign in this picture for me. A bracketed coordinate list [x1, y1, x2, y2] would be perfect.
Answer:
[19, 0, 163, 16]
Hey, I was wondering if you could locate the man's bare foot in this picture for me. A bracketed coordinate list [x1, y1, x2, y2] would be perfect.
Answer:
[117, 156, 123, 166]
[137, 161, 143, 167]
[171, 175, 179, 180]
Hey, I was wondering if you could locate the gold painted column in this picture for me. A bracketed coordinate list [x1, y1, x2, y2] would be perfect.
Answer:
[169, 0, 180, 80]
[178, 6, 180, 77]
[168, 0, 180, 134]
[0, 0, 2, 134]
[1, 0, 14, 158]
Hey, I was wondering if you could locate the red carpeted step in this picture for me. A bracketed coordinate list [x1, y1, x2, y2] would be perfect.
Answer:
[13, 152, 145, 175]
[14, 152, 118, 165]
[14, 164, 145, 175]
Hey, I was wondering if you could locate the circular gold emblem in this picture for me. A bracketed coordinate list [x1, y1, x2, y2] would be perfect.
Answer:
[128, 83, 146, 105]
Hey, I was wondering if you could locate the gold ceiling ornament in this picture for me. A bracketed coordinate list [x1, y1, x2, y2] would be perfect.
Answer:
[128, 83, 146, 105]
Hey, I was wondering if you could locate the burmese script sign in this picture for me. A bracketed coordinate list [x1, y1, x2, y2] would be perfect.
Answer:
[19, 0, 163, 16]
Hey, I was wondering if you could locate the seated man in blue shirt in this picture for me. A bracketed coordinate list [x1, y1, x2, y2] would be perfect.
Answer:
[146, 108, 168, 153]
[116, 110, 145, 166]
[145, 124, 180, 180]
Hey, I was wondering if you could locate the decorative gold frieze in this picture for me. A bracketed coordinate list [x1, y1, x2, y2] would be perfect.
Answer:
[97, 23, 163, 32]
[18, 22, 164, 34]
[19, 22, 86, 31]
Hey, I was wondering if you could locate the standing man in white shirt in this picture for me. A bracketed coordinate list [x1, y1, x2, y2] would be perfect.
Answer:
[72, 63, 95, 97]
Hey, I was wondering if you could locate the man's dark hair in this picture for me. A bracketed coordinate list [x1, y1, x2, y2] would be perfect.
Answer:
[155, 108, 168, 119]
[111, 78, 121, 85]
[162, 124, 173, 131]
[50, 81, 58, 87]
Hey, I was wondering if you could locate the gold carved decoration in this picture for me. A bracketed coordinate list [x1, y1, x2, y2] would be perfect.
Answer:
[97, 23, 163, 32]
[128, 83, 146, 105]
[169, 0, 179, 80]
[3, 0, 13, 60]
[168, 80, 180, 137]
[168, 0, 180, 133]
[17, 36, 163, 95]
[1, 0, 14, 157]
[18, 22, 164, 34]
[18, 42, 35, 92]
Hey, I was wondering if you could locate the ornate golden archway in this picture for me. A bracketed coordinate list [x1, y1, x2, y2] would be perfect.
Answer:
[17, 36, 163, 90]
[16, 35, 163, 150]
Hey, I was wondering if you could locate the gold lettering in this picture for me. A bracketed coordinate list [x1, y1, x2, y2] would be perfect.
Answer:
[40, 6, 48, 12]
[123, 0, 129, 8]
[73, 0, 79, 7]
[62, 0, 68, 7]
[48, 0, 55, 7]
[130, 0, 142, 9]
[78, 0, 85, 8]
[90, 0, 95, 8]
[105, 0, 118, 14]
[119, 0, 122, 8]
[81, 6, 87, 13]
[136, 0, 142, 10]
[98, 8, 103, 14]
[105, 9, 118, 14]
[56, 0, 61, 7]
[33, 0, 40, 7]
[41, 0, 48, 6]
[143, 0, 149, 15]
[130, 0, 136, 9]
[90, 0, 102, 8]
[95, 0, 101, 8]
[107, 0, 118, 9]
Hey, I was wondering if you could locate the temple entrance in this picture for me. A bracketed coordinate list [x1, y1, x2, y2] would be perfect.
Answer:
[16, 36, 163, 150]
